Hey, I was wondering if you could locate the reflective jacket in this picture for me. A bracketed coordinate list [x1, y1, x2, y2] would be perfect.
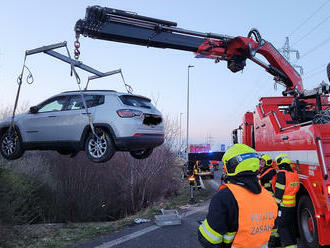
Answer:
[199, 183, 277, 248]
[274, 169, 300, 207]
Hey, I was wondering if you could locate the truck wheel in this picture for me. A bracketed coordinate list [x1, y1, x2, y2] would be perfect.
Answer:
[298, 195, 319, 248]
[0, 129, 24, 160]
[130, 148, 153, 159]
[85, 128, 115, 163]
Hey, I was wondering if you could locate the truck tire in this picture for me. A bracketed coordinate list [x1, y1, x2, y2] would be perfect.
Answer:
[85, 128, 116, 163]
[0, 129, 24, 160]
[130, 148, 153, 159]
[298, 195, 319, 248]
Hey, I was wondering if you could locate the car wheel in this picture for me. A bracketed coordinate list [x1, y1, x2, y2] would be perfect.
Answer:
[85, 128, 115, 163]
[0, 129, 24, 160]
[298, 195, 319, 248]
[129, 148, 153, 159]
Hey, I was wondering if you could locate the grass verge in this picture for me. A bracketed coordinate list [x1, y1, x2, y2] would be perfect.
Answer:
[0, 167, 215, 248]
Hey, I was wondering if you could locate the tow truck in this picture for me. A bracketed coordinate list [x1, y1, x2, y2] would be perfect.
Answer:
[74, 6, 330, 247]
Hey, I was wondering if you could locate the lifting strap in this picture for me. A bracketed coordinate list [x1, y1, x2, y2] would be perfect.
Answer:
[10, 41, 131, 140]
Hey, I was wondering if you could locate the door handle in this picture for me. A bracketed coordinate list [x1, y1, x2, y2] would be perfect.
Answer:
[48, 115, 57, 118]
[81, 113, 91, 115]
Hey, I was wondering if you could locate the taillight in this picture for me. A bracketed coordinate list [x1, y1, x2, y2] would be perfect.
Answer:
[117, 109, 142, 118]
[327, 185, 330, 196]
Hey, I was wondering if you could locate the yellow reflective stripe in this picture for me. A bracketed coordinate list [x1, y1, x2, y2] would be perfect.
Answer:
[233, 244, 267, 248]
[271, 228, 280, 237]
[199, 220, 222, 244]
[223, 231, 236, 244]
[283, 195, 295, 199]
[285, 245, 297, 248]
[275, 198, 281, 204]
[280, 202, 296, 207]
[282, 200, 295, 204]
[275, 182, 285, 190]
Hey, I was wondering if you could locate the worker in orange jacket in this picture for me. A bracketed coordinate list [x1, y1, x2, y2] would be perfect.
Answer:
[198, 144, 278, 248]
[274, 153, 300, 248]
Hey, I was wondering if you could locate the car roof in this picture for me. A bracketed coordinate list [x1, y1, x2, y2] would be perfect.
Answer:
[59, 90, 151, 101]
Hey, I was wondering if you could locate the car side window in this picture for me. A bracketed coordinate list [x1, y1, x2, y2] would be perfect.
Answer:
[66, 95, 104, 110]
[38, 96, 68, 113]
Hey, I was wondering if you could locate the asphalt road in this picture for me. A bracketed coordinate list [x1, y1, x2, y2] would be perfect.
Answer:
[74, 171, 222, 248]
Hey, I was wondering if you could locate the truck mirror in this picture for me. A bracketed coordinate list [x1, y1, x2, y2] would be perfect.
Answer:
[327, 63, 330, 82]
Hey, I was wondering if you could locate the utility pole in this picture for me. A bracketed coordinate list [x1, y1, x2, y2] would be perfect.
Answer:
[179, 112, 183, 150]
[186, 65, 194, 154]
[279, 37, 304, 75]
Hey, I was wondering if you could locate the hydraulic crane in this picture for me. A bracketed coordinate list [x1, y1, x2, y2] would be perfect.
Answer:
[74, 6, 303, 95]
[75, 6, 330, 248]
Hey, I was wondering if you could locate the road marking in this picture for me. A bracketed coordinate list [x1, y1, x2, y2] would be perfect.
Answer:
[94, 225, 160, 248]
[93, 204, 209, 248]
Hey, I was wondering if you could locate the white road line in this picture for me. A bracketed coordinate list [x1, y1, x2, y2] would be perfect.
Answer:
[94, 225, 160, 248]
[94, 204, 209, 248]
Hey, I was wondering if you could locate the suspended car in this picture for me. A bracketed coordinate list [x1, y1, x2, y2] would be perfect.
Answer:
[0, 90, 164, 163]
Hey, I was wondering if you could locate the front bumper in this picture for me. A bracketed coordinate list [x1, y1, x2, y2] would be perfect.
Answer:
[114, 134, 164, 151]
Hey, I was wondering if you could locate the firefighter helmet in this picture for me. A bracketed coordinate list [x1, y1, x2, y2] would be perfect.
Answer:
[275, 153, 291, 166]
[261, 154, 273, 167]
[222, 144, 259, 176]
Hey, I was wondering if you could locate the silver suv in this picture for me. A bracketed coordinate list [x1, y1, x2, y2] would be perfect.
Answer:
[0, 90, 164, 163]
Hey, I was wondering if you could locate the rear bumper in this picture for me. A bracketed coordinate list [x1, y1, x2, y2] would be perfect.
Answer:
[114, 134, 164, 151]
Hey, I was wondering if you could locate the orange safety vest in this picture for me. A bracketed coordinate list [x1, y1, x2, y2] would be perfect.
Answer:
[279, 169, 300, 207]
[219, 184, 278, 248]
[259, 168, 276, 193]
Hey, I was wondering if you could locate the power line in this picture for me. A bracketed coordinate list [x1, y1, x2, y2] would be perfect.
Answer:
[304, 63, 328, 76]
[293, 14, 330, 45]
[300, 36, 330, 59]
[303, 68, 325, 79]
[288, 0, 330, 37]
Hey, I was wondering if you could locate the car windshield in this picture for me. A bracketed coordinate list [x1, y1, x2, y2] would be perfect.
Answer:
[119, 95, 152, 109]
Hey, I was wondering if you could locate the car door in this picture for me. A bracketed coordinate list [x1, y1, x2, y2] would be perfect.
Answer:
[59, 94, 102, 141]
[21, 95, 69, 142]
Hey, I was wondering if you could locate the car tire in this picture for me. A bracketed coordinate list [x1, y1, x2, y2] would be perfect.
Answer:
[297, 195, 319, 248]
[85, 128, 116, 163]
[0, 128, 24, 160]
[129, 148, 153, 159]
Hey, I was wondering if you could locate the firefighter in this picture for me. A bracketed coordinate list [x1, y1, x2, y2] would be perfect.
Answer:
[258, 154, 276, 195]
[274, 153, 300, 248]
[198, 144, 278, 248]
[193, 160, 202, 190]
[258, 155, 280, 248]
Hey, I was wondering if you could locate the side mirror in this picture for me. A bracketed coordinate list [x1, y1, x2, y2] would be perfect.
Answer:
[327, 63, 330, 82]
[29, 106, 38, 114]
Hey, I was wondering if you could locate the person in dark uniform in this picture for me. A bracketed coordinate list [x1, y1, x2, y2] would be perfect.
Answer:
[198, 144, 278, 248]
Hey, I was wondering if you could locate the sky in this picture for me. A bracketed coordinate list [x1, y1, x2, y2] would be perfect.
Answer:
[0, 0, 329, 149]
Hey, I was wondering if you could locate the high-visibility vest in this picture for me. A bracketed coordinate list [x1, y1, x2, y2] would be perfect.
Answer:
[279, 169, 300, 207]
[259, 167, 276, 194]
[221, 183, 278, 248]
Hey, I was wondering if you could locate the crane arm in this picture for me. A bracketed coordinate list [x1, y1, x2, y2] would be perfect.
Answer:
[74, 6, 303, 94]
